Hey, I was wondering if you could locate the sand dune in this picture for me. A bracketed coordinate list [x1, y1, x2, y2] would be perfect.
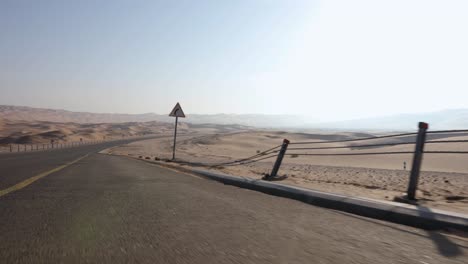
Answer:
[0, 118, 251, 151]
[0, 119, 173, 147]
[0, 105, 301, 128]
[0, 105, 162, 123]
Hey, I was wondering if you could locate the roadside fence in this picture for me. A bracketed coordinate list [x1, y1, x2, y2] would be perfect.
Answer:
[175, 122, 468, 201]
[0, 135, 149, 154]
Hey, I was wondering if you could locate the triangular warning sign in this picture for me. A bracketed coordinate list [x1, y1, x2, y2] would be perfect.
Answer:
[169, 102, 186, 118]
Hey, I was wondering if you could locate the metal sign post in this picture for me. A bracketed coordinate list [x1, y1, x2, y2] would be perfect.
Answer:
[169, 102, 186, 160]
[172, 116, 178, 160]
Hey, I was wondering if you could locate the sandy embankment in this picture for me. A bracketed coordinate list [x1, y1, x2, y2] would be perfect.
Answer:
[106, 130, 468, 214]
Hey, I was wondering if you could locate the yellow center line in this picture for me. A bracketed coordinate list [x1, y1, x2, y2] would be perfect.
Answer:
[0, 154, 90, 198]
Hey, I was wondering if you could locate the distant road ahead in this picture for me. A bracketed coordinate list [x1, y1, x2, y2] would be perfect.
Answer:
[0, 137, 162, 190]
[0, 139, 467, 263]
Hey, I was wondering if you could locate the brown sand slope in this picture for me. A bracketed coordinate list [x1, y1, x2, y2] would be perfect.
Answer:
[0, 105, 162, 123]
[0, 118, 250, 150]
[0, 120, 176, 147]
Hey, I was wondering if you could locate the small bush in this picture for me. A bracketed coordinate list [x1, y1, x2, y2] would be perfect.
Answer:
[139, 155, 143, 159]
[145, 157, 151, 160]
[256, 150, 261, 154]
[155, 157, 161, 161]
[291, 154, 299, 158]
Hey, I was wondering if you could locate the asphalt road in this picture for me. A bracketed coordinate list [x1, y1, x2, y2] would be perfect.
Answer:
[0, 138, 159, 189]
[0, 143, 467, 263]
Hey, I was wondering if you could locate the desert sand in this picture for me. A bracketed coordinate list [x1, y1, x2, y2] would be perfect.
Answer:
[0, 119, 171, 151]
[105, 130, 468, 214]
[0, 117, 248, 153]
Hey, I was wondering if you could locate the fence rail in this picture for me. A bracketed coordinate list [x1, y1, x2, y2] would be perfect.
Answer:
[265, 123, 468, 201]
[288, 132, 418, 145]
[426, 129, 468, 134]
[287, 141, 416, 150]
[285, 151, 415, 156]
[0, 135, 151, 154]
[173, 144, 282, 168]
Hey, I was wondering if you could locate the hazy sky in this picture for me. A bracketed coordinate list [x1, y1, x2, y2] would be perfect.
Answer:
[1, 0, 467, 121]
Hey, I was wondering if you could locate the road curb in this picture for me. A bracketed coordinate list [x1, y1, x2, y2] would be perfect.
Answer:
[118, 156, 468, 232]
[164, 163, 468, 232]
[193, 169, 468, 232]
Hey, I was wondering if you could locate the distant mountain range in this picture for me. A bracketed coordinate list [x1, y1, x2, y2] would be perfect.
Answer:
[319, 109, 468, 131]
[0, 105, 311, 128]
[1, 105, 467, 130]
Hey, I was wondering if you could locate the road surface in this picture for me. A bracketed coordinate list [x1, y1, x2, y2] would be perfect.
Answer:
[0, 142, 467, 263]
